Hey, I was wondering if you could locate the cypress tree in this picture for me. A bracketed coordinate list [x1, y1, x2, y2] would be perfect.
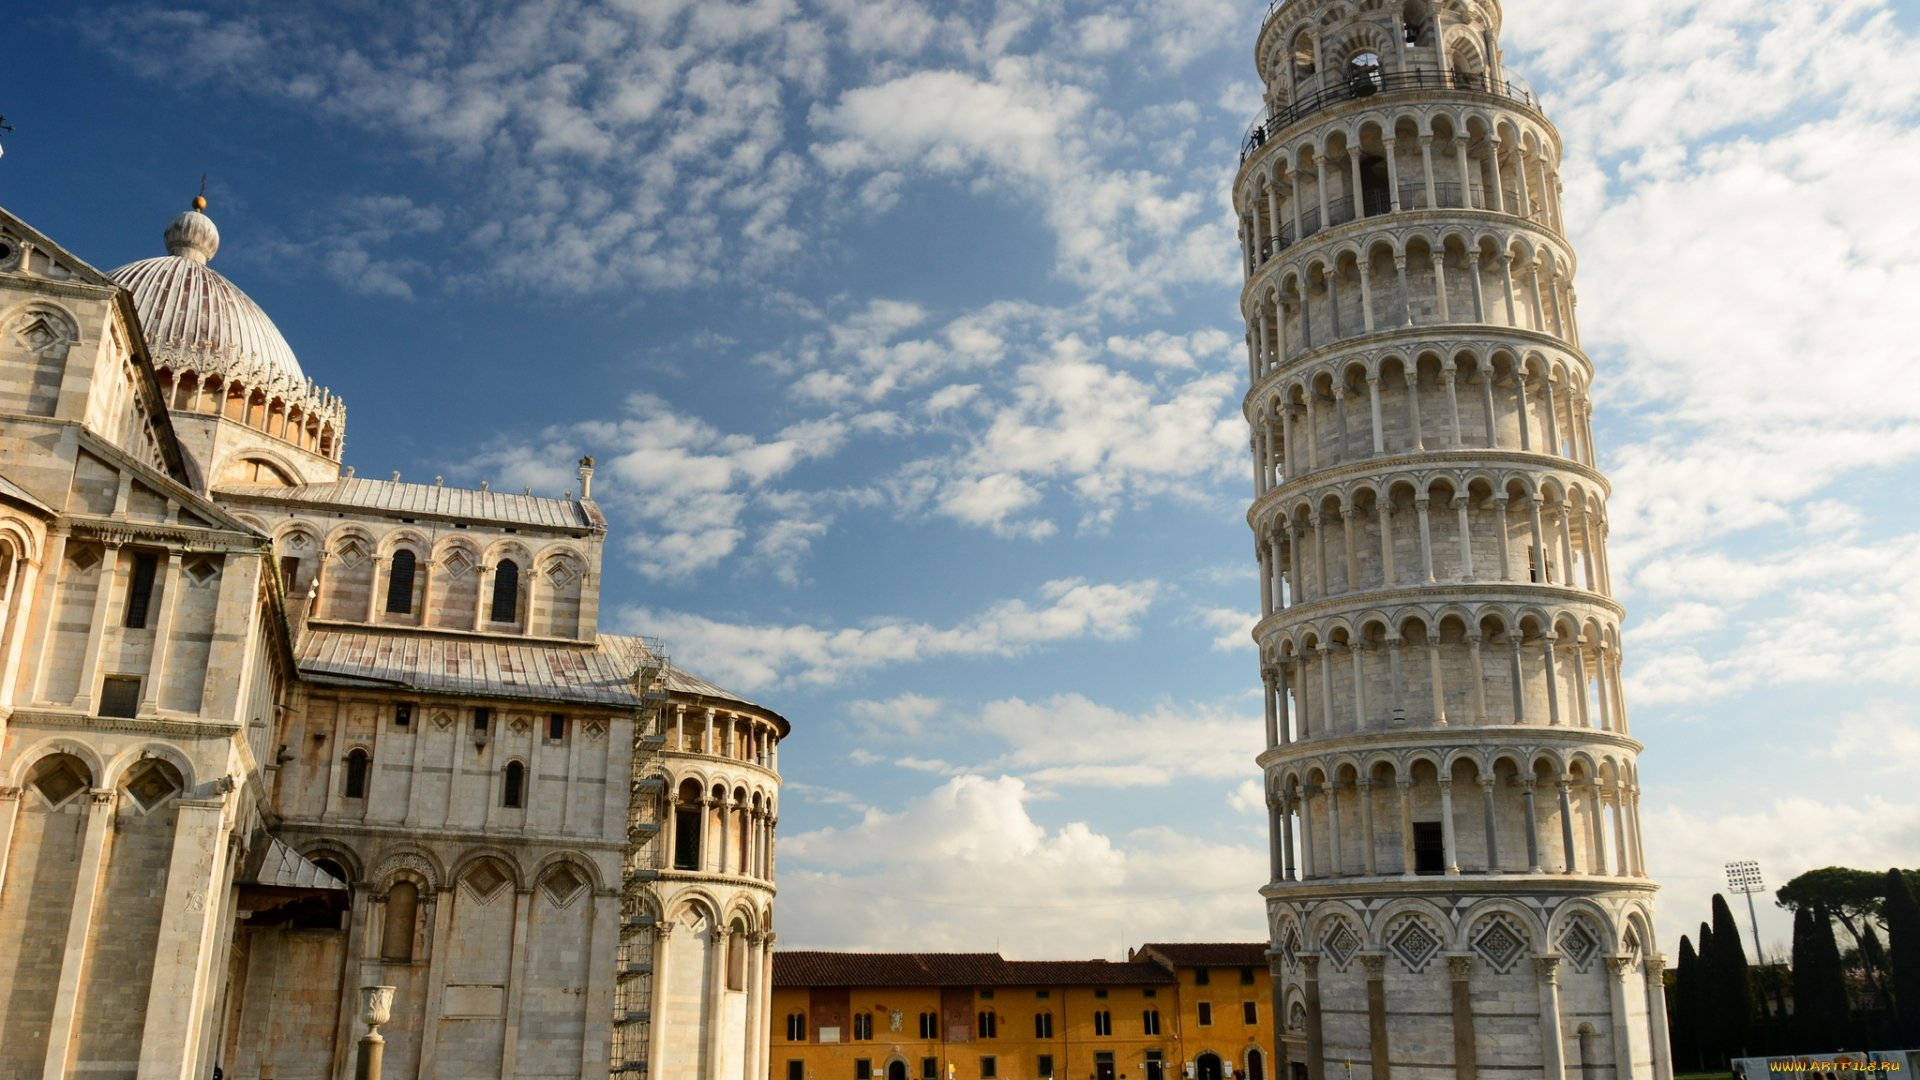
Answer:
[1695, 920, 1718, 1066]
[1709, 893, 1755, 1062]
[1794, 904, 1850, 1047]
[1672, 935, 1700, 1071]
[1888, 867, 1920, 1042]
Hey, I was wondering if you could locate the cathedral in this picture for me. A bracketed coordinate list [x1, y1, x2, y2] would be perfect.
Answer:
[1236, 1, 1669, 1078]
[0, 195, 785, 1079]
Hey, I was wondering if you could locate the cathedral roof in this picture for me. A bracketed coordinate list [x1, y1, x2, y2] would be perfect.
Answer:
[108, 198, 308, 390]
[298, 629, 653, 707]
[216, 475, 603, 532]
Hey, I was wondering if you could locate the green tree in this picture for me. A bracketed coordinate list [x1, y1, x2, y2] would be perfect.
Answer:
[1777, 866, 1920, 1004]
[1708, 893, 1755, 1062]
[1792, 904, 1850, 1047]
[1887, 867, 1920, 1042]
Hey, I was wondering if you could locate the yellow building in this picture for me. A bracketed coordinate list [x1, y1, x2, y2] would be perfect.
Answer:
[770, 944, 1278, 1080]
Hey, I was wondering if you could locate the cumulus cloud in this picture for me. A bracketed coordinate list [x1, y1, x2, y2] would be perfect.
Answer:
[778, 775, 1266, 957]
[622, 577, 1159, 689]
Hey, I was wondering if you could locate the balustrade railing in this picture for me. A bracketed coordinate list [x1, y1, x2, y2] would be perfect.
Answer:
[1241, 69, 1540, 160]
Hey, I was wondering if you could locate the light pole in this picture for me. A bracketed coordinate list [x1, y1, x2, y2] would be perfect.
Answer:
[1724, 860, 1767, 967]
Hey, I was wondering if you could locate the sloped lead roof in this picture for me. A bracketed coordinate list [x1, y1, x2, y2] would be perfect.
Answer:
[217, 476, 602, 531]
[298, 629, 653, 707]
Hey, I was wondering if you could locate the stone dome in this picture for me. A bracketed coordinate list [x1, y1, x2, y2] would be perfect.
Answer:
[109, 199, 306, 387]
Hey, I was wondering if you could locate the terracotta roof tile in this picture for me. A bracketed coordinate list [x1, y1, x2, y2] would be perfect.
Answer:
[1134, 942, 1271, 968]
[773, 952, 1174, 988]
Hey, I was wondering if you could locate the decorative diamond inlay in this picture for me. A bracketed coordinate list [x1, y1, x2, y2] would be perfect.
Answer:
[508, 715, 531, 735]
[1281, 927, 1301, 968]
[1388, 917, 1442, 972]
[28, 756, 88, 808]
[1471, 914, 1529, 974]
[465, 860, 509, 900]
[1560, 918, 1601, 970]
[124, 761, 182, 811]
[584, 719, 606, 739]
[67, 545, 101, 573]
[1322, 920, 1360, 970]
[431, 710, 454, 730]
[443, 550, 475, 577]
[547, 561, 575, 587]
[543, 864, 586, 905]
[184, 557, 219, 584]
[335, 540, 367, 568]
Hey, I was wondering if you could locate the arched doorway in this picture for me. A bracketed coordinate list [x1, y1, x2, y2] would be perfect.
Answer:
[1246, 1049, 1266, 1080]
[1197, 1054, 1224, 1080]
[888, 1062, 908, 1080]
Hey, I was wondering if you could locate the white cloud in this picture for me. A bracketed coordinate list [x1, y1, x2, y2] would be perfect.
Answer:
[966, 693, 1262, 789]
[1196, 607, 1257, 653]
[623, 577, 1159, 689]
[846, 692, 945, 737]
[778, 775, 1266, 956]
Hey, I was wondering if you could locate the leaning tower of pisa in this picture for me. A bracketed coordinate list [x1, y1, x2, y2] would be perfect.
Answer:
[1236, 3, 1669, 1078]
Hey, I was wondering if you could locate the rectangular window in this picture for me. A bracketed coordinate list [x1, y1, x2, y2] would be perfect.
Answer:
[977, 1011, 997, 1038]
[788, 1063, 804, 1080]
[1243, 1001, 1258, 1024]
[853, 1013, 873, 1040]
[1037, 1055, 1054, 1079]
[1194, 968, 1210, 986]
[673, 808, 701, 869]
[1035, 989, 1050, 999]
[1092, 1011, 1111, 1037]
[855, 1061, 871, 1080]
[920, 1012, 939, 1039]
[980, 1058, 996, 1079]
[473, 707, 491, 732]
[1034, 1012, 1053, 1039]
[1141, 1010, 1160, 1035]
[123, 552, 158, 628]
[979, 990, 994, 1000]
[279, 555, 300, 593]
[787, 1013, 806, 1041]
[1414, 821, 1446, 874]
[1142, 988, 1156, 998]
[1197, 1002, 1213, 1026]
[1240, 966, 1257, 985]
[395, 703, 412, 727]
[99, 675, 140, 718]
[549, 713, 566, 741]
[1093, 988, 1108, 999]
[921, 1059, 938, 1080]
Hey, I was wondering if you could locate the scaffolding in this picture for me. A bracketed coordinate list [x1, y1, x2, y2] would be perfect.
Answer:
[611, 638, 670, 1076]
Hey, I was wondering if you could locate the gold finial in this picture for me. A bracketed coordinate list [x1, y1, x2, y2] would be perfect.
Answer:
[193, 173, 207, 212]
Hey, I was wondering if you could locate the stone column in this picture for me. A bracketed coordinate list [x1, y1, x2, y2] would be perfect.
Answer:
[42, 788, 115, 1080]
[72, 540, 123, 712]
[1508, 637, 1528, 724]
[1357, 779, 1377, 875]
[417, 887, 456, 1079]
[1298, 786, 1318, 880]
[1415, 497, 1436, 581]
[1449, 955, 1478, 1080]
[1432, 252, 1452, 323]
[1406, 368, 1426, 448]
[1490, 498, 1513, 579]
[1327, 780, 1345, 876]
[1438, 778, 1459, 874]
[1268, 794, 1285, 882]
[1302, 955, 1327, 1080]
[499, 887, 538, 1077]
[138, 552, 182, 713]
[1466, 635, 1488, 722]
[1281, 795, 1298, 880]
[647, 923, 674, 1070]
[1480, 779, 1500, 872]
[1586, 782, 1608, 875]
[1606, 956, 1635, 1080]
[705, 926, 730, 1072]
[1350, 644, 1370, 731]
[0, 787, 18, 897]
[1645, 952, 1675, 1080]
[1363, 953, 1392, 1080]
[138, 793, 234, 1080]
[1453, 497, 1475, 579]
[1428, 638, 1448, 725]
[1396, 780, 1416, 877]
[1534, 956, 1567, 1080]
[1541, 641, 1562, 726]
[1367, 376, 1386, 454]
[1277, 662, 1293, 745]
[744, 931, 768, 1079]
[1557, 781, 1578, 873]
[1521, 783, 1544, 873]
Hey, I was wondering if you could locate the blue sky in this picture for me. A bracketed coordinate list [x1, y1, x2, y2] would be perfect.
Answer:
[6, 0, 1917, 961]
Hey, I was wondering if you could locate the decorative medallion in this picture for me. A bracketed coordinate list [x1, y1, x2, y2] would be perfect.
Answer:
[1470, 914, 1529, 974]
[1387, 916, 1442, 972]
[1322, 920, 1361, 970]
[1560, 918, 1601, 971]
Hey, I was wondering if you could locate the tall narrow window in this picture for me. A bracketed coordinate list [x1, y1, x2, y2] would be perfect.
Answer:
[1142, 1010, 1161, 1035]
[977, 1012, 997, 1038]
[382, 881, 418, 961]
[279, 555, 300, 593]
[1038, 1056, 1055, 1079]
[385, 550, 416, 613]
[473, 707, 491, 733]
[548, 713, 566, 741]
[919, 1012, 939, 1038]
[503, 761, 525, 808]
[921, 1059, 938, 1080]
[980, 1058, 996, 1079]
[1197, 1002, 1213, 1026]
[1195, 968, 1211, 985]
[345, 749, 370, 799]
[787, 1063, 804, 1080]
[395, 703, 412, 727]
[1092, 1011, 1111, 1036]
[787, 1013, 807, 1041]
[490, 559, 519, 622]
[674, 806, 701, 869]
[1034, 1012, 1053, 1038]
[1243, 1001, 1259, 1024]
[853, 1013, 873, 1040]
[124, 552, 158, 628]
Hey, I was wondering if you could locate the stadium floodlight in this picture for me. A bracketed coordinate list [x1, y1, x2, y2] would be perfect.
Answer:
[1724, 859, 1769, 967]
